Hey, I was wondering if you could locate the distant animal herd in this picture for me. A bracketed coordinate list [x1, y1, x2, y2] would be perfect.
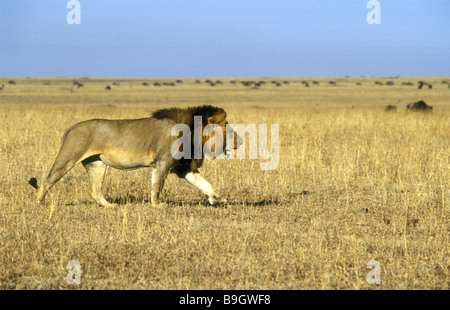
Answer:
[2, 78, 448, 112]
[98, 78, 448, 91]
[386, 100, 433, 112]
[2, 78, 448, 90]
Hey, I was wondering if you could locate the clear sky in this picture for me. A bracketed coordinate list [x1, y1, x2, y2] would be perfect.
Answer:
[1, 1, 449, 78]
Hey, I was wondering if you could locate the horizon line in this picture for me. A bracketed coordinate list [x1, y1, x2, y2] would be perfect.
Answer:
[1, 75, 449, 79]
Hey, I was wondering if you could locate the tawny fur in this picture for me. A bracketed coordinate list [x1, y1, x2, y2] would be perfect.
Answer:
[30, 105, 236, 207]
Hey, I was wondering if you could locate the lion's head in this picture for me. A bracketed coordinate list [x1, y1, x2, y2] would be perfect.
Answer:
[152, 105, 240, 160]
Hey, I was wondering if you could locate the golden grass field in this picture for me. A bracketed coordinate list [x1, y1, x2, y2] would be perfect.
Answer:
[0, 76, 449, 289]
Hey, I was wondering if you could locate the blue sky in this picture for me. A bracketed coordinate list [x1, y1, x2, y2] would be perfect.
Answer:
[0, 1, 449, 78]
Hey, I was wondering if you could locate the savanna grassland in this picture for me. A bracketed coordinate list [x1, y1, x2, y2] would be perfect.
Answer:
[0, 76, 449, 289]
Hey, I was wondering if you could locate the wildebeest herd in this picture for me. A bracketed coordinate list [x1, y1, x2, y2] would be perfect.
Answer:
[1, 78, 446, 112]
[406, 100, 433, 111]
[385, 100, 433, 112]
[98, 78, 444, 90]
[82, 78, 445, 112]
[1, 78, 443, 92]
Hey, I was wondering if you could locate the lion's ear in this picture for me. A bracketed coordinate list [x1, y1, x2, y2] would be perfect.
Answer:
[207, 116, 217, 124]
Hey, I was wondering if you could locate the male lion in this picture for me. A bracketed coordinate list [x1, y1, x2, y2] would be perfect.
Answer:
[29, 105, 239, 207]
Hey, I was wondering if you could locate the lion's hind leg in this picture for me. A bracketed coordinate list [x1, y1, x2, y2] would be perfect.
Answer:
[82, 156, 113, 207]
[36, 125, 92, 204]
[37, 151, 82, 204]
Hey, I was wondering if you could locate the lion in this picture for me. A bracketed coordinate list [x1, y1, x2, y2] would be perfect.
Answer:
[29, 105, 239, 207]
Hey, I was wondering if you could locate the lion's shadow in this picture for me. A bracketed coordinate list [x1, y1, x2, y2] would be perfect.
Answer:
[108, 190, 310, 207]
[109, 195, 284, 207]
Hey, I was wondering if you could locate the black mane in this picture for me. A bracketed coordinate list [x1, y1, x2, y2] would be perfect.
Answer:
[151, 105, 226, 126]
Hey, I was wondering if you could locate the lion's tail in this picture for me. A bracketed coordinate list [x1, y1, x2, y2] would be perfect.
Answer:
[28, 177, 39, 190]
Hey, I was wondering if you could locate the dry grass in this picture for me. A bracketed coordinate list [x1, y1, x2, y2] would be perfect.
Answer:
[0, 76, 449, 289]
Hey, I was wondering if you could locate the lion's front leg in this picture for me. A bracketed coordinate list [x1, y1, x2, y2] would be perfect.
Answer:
[151, 162, 170, 206]
[183, 170, 227, 206]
